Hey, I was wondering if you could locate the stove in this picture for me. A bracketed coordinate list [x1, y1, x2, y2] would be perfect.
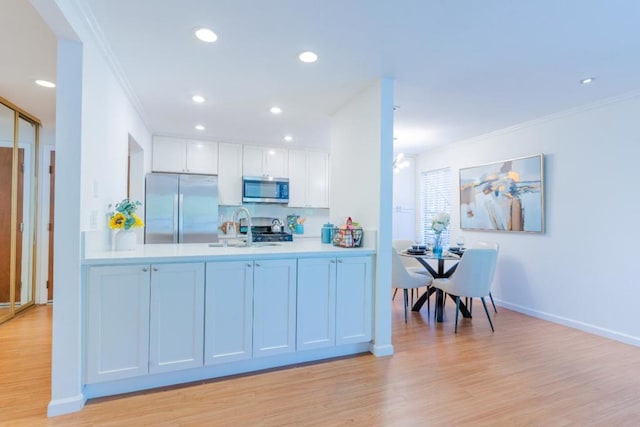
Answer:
[239, 216, 293, 242]
[252, 231, 293, 242]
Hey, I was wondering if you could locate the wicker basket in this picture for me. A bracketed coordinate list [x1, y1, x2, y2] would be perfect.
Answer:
[331, 227, 363, 248]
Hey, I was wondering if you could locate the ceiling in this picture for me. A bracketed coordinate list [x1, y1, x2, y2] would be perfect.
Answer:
[4, 0, 640, 153]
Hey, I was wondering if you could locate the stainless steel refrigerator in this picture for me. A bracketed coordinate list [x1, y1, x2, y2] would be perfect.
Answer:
[145, 173, 219, 243]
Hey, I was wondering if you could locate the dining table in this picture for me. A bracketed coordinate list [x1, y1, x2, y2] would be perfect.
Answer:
[401, 249, 472, 322]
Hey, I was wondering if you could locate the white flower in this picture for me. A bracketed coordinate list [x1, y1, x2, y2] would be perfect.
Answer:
[431, 212, 450, 233]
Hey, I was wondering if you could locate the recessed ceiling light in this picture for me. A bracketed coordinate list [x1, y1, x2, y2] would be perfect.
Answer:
[195, 28, 218, 43]
[192, 95, 206, 103]
[195, 125, 205, 131]
[284, 135, 293, 142]
[270, 106, 282, 114]
[35, 79, 56, 88]
[580, 77, 595, 84]
[298, 51, 318, 63]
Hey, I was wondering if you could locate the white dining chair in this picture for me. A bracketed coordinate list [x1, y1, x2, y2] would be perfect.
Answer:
[470, 241, 499, 313]
[392, 239, 430, 301]
[392, 248, 434, 322]
[430, 248, 498, 333]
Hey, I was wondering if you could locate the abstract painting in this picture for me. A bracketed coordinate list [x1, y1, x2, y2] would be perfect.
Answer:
[459, 154, 544, 233]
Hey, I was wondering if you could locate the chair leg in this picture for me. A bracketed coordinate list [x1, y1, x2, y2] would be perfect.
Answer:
[392, 288, 398, 300]
[481, 297, 495, 332]
[426, 286, 430, 318]
[489, 292, 497, 313]
[454, 296, 460, 333]
[403, 289, 409, 323]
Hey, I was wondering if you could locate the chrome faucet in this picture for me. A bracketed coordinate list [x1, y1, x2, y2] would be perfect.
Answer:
[232, 207, 252, 246]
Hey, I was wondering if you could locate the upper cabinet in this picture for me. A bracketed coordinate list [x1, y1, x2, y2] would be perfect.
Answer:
[152, 136, 218, 175]
[242, 145, 288, 178]
[217, 143, 243, 206]
[288, 149, 329, 208]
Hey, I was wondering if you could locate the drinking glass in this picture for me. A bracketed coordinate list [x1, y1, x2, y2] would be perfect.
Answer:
[456, 236, 465, 249]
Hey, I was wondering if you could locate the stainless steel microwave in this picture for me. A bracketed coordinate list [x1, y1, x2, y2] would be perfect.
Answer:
[242, 176, 289, 203]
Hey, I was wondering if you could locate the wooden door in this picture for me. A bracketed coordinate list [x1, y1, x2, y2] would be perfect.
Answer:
[47, 151, 55, 301]
[0, 147, 23, 304]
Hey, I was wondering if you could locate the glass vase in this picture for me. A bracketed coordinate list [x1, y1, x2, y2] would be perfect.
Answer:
[433, 232, 443, 257]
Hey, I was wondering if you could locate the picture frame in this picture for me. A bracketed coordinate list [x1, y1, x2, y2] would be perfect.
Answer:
[459, 154, 544, 233]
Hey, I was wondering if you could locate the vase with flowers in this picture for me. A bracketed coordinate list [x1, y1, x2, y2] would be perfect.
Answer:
[108, 198, 144, 251]
[430, 212, 450, 257]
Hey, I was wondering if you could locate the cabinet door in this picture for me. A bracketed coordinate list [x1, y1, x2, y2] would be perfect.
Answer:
[242, 145, 265, 176]
[296, 258, 336, 350]
[185, 140, 218, 174]
[204, 261, 254, 365]
[218, 143, 243, 205]
[153, 136, 185, 173]
[149, 263, 205, 374]
[86, 265, 150, 383]
[335, 256, 373, 345]
[253, 258, 297, 357]
[264, 147, 288, 177]
[307, 151, 329, 208]
[287, 149, 307, 207]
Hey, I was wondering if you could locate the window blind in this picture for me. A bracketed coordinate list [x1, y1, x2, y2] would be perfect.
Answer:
[420, 167, 451, 247]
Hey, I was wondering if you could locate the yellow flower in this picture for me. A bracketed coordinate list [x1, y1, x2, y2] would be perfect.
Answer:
[132, 213, 145, 228]
[109, 212, 126, 230]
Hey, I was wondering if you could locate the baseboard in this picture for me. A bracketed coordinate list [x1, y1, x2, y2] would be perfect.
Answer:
[370, 343, 394, 357]
[47, 393, 86, 417]
[497, 299, 640, 348]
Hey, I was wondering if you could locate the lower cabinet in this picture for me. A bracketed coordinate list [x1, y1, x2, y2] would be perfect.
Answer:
[297, 258, 336, 350]
[252, 258, 297, 357]
[86, 262, 204, 383]
[149, 263, 205, 374]
[204, 260, 254, 365]
[86, 264, 151, 384]
[297, 255, 373, 350]
[335, 256, 373, 345]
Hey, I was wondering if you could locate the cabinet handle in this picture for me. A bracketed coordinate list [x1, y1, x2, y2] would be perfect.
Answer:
[330, 260, 336, 263]
[153, 267, 159, 272]
[255, 263, 261, 267]
[337, 259, 343, 263]
[142, 267, 149, 272]
[247, 263, 252, 267]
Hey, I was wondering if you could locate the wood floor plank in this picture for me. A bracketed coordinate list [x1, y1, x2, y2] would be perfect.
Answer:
[2, 296, 640, 426]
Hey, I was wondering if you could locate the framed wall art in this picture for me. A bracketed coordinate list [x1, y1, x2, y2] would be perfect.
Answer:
[459, 154, 544, 233]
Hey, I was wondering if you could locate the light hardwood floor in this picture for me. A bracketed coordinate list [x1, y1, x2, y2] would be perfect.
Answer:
[2, 295, 640, 426]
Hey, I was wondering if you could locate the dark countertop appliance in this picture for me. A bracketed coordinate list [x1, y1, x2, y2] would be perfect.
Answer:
[239, 217, 293, 242]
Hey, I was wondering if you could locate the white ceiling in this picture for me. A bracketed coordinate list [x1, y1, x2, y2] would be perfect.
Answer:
[4, 0, 640, 153]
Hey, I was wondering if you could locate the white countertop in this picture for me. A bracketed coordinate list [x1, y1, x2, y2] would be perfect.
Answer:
[84, 238, 375, 266]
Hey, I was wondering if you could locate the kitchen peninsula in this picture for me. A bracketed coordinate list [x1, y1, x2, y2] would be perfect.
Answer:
[82, 238, 376, 399]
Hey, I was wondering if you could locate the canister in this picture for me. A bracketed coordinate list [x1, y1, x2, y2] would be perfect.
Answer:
[321, 223, 334, 243]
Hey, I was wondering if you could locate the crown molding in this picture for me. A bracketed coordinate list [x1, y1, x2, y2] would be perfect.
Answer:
[67, 0, 149, 130]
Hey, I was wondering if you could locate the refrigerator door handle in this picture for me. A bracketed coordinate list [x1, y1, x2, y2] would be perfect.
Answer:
[178, 193, 184, 242]
[173, 194, 179, 242]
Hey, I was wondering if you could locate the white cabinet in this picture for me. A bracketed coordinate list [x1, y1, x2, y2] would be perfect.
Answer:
[149, 263, 205, 374]
[253, 258, 297, 357]
[335, 256, 373, 345]
[86, 262, 205, 383]
[288, 149, 329, 208]
[217, 142, 243, 206]
[296, 258, 336, 350]
[296, 255, 373, 351]
[152, 136, 218, 174]
[204, 260, 254, 365]
[243, 145, 288, 178]
[392, 155, 416, 240]
[86, 265, 151, 383]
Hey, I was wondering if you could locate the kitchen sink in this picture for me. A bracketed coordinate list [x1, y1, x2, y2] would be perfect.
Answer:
[208, 241, 281, 248]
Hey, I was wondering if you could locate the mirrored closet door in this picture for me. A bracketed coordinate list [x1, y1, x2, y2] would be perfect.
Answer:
[0, 98, 40, 324]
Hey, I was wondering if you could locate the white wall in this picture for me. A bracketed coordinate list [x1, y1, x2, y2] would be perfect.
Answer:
[38, 0, 152, 416]
[417, 92, 640, 346]
[330, 77, 395, 356]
